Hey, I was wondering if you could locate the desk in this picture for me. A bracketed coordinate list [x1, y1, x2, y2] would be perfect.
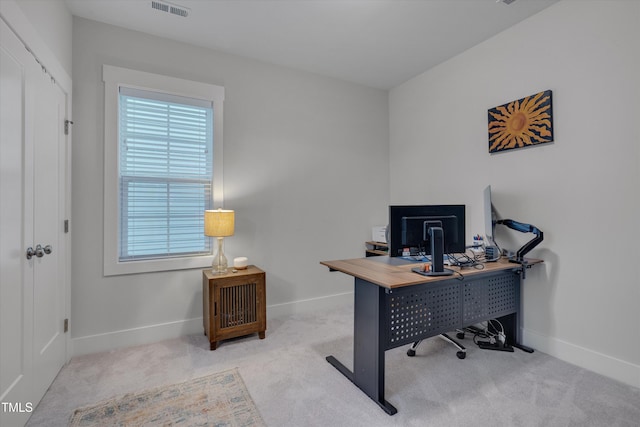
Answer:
[320, 256, 541, 415]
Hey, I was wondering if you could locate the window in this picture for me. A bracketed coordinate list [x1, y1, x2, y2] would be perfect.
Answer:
[119, 88, 213, 260]
[103, 65, 224, 275]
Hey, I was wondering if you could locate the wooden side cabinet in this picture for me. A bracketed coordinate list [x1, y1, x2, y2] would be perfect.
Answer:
[365, 241, 388, 257]
[202, 265, 266, 350]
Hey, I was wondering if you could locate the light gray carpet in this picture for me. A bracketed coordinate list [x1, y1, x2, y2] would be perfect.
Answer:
[27, 304, 639, 427]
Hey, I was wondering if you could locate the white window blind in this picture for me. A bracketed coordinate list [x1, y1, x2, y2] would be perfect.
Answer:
[118, 87, 213, 261]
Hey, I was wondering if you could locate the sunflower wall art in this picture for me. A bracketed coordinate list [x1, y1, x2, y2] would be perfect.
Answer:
[488, 90, 553, 153]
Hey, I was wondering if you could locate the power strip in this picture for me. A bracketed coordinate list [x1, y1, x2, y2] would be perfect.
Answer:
[484, 245, 499, 261]
[477, 340, 514, 352]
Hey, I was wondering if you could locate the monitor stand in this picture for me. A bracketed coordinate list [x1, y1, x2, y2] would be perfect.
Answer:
[420, 227, 454, 276]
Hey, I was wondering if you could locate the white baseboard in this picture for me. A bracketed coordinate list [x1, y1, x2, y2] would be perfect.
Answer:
[71, 317, 204, 357]
[266, 291, 353, 318]
[71, 292, 354, 357]
[522, 328, 640, 389]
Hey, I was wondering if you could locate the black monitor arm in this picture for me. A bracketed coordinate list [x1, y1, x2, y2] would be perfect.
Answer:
[496, 219, 543, 263]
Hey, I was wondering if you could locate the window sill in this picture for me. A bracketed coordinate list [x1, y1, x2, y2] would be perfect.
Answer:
[104, 255, 214, 276]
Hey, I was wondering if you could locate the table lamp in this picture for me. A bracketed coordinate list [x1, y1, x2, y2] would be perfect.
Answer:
[204, 208, 235, 274]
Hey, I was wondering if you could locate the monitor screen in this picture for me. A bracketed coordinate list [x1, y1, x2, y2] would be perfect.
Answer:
[389, 205, 465, 257]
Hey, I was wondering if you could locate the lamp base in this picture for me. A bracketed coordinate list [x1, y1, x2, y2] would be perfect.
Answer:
[212, 237, 228, 274]
[211, 266, 228, 275]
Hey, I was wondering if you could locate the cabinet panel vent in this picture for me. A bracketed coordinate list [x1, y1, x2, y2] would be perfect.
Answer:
[220, 282, 257, 329]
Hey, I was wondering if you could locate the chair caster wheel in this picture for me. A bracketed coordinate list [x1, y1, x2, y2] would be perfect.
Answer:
[456, 351, 466, 359]
[456, 332, 465, 339]
[407, 349, 416, 357]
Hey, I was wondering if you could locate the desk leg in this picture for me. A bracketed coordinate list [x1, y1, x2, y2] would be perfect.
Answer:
[326, 278, 397, 415]
[498, 312, 534, 353]
[498, 274, 534, 353]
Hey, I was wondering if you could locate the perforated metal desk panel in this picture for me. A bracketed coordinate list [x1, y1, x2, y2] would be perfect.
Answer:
[320, 256, 541, 415]
[386, 269, 518, 349]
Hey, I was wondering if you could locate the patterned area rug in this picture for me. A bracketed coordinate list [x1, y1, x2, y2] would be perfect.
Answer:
[69, 368, 265, 426]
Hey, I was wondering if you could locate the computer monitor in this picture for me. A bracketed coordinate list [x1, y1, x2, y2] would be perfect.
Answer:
[389, 205, 465, 275]
[484, 185, 495, 245]
[400, 215, 460, 251]
[483, 185, 500, 261]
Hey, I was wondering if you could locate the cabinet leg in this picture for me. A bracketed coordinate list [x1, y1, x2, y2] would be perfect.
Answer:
[259, 331, 265, 339]
[210, 341, 217, 351]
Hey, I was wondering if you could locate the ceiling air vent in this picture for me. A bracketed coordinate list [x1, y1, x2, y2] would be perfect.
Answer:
[151, 1, 190, 17]
[151, 1, 168, 13]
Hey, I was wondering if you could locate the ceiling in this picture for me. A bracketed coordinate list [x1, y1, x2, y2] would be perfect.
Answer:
[65, 0, 560, 89]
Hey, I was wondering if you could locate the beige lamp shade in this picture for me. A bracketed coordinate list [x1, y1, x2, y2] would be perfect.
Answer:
[204, 209, 235, 237]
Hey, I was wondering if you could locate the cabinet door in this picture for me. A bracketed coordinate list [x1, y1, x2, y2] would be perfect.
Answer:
[214, 274, 265, 338]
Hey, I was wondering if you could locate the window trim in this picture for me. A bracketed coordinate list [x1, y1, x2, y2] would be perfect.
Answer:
[103, 65, 224, 276]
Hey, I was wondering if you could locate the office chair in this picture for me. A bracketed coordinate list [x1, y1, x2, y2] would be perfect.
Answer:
[406, 331, 466, 359]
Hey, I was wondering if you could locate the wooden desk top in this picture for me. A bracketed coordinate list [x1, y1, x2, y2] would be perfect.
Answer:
[320, 256, 542, 289]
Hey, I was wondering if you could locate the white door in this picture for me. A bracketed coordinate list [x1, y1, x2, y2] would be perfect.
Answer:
[1, 17, 34, 425]
[1, 18, 68, 427]
[31, 43, 67, 404]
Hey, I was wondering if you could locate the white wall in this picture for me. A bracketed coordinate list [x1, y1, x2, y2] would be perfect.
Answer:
[71, 17, 389, 355]
[14, 0, 72, 76]
[390, 0, 640, 387]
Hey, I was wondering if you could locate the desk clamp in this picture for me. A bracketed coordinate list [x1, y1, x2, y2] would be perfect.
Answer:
[515, 260, 535, 280]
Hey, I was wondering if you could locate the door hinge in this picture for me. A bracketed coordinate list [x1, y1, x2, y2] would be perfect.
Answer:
[64, 119, 74, 135]
[64, 318, 69, 333]
[64, 219, 69, 233]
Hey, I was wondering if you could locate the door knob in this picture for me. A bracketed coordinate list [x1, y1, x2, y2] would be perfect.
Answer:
[26, 245, 52, 259]
[35, 244, 45, 258]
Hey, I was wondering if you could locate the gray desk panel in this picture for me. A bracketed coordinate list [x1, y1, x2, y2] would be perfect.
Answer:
[384, 270, 519, 350]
